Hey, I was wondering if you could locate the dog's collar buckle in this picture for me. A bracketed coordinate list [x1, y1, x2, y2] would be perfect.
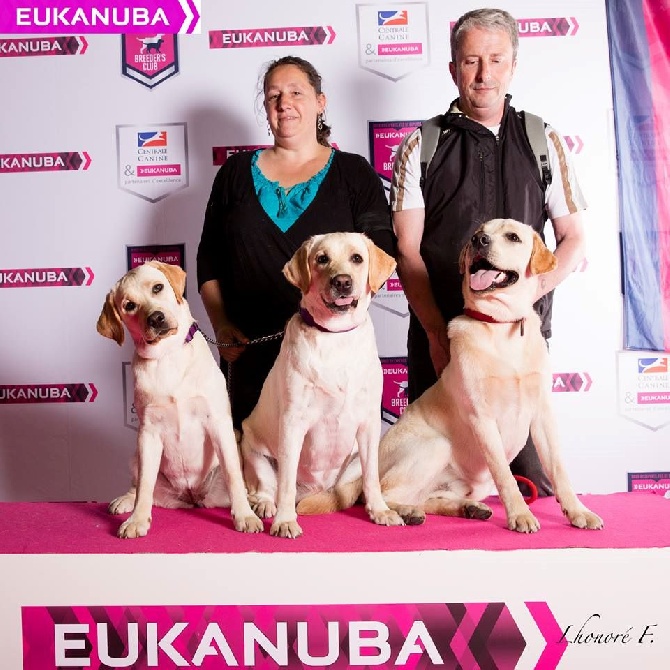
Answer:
[185, 321, 199, 344]
[463, 309, 525, 336]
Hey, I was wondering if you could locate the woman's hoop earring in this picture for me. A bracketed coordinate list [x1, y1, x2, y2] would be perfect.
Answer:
[317, 113, 324, 131]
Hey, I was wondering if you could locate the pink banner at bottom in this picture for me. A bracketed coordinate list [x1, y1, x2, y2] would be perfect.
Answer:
[22, 601, 567, 669]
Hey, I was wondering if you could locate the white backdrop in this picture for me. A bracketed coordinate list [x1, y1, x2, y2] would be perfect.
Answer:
[1, 0, 666, 504]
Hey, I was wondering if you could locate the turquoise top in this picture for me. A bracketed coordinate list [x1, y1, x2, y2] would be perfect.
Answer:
[251, 148, 335, 232]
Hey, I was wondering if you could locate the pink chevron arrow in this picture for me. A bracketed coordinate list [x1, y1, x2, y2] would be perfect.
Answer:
[563, 136, 584, 153]
[568, 16, 580, 36]
[80, 151, 92, 170]
[324, 25, 337, 44]
[525, 601, 568, 669]
[181, 0, 200, 33]
[87, 383, 98, 403]
[579, 372, 593, 392]
[84, 267, 94, 286]
[77, 36, 88, 54]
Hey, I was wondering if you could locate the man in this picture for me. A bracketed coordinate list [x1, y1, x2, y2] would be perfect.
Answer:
[390, 8, 587, 495]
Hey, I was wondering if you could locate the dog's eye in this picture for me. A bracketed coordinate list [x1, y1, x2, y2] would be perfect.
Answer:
[316, 254, 329, 265]
[505, 233, 521, 243]
[152, 283, 163, 294]
[124, 301, 137, 312]
[351, 254, 364, 264]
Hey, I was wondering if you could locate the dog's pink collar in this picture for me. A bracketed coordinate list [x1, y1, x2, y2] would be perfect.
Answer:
[299, 307, 358, 333]
[463, 308, 525, 336]
[184, 321, 199, 343]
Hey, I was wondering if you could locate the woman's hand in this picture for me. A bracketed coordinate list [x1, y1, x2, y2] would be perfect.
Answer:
[215, 323, 249, 363]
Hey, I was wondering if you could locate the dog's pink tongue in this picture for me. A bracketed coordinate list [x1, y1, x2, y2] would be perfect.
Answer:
[334, 296, 354, 306]
[470, 270, 501, 291]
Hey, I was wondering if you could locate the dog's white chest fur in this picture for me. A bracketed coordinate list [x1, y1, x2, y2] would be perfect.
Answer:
[443, 315, 550, 472]
[293, 316, 382, 485]
[132, 339, 227, 492]
[246, 314, 382, 490]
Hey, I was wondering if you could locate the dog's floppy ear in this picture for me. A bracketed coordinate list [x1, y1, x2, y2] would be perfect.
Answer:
[365, 236, 397, 293]
[283, 239, 312, 293]
[458, 244, 470, 275]
[97, 290, 125, 346]
[150, 261, 186, 303]
[530, 232, 558, 275]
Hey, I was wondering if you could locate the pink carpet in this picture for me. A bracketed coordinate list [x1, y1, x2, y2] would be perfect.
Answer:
[0, 492, 667, 555]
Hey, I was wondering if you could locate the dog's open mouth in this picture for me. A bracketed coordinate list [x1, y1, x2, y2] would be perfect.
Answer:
[323, 296, 359, 313]
[469, 256, 519, 292]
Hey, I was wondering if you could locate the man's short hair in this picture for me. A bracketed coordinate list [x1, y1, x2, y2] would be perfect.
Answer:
[450, 8, 519, 62]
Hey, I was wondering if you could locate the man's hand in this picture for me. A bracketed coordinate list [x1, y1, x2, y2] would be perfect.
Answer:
[427, 328, 450, 377]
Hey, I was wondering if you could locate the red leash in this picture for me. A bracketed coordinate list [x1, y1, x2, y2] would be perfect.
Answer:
[514, 475, 539, 504]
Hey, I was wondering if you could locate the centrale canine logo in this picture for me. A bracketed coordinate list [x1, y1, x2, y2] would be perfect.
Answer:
[378, 10, 409, 26]
[638, 357, 668, 374]
[138, 130, 168, 147]
[117, 122, 188, 202]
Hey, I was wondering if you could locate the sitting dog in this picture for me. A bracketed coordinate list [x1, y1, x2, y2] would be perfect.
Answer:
[378, 219, 603, 533]
[240, 232, 403, 538]
[96, 261, 263, 538]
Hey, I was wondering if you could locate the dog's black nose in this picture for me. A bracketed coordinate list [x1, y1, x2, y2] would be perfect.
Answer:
[472, 232, 491, 249]
[147, 311, 166, 329]
[331, 274, 352, 294]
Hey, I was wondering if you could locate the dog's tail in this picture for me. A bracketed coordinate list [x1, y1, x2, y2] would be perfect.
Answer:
[296, 479, 363, 515]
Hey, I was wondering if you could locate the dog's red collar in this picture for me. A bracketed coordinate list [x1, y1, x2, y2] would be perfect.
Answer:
[299, 307, 358, 333]
[463, 308, 525, 336]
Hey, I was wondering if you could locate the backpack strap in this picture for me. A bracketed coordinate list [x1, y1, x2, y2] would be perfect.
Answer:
[522, 111, 552, 187]
[419, 114, 445, 191]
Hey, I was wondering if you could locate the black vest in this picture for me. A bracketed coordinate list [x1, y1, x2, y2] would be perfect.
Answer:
[418, 96, 553, 337]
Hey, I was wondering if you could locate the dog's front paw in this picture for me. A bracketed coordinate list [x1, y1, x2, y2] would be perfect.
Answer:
[392, 505, 425, 526]
[270, 519, 303, 539]
[108, 494, 135, 515]
[369, 508, 405, 527]
[235, 514, 264, 533]
[463, 501, 493, 520]
[117, 516, 150, 539]
[248, 495, 277, 519]
[507, 511, 540, 533]
[566, 507, 604, 530]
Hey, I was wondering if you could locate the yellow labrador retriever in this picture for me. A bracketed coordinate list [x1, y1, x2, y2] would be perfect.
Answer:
[379, 219, 603, 533]
[97, 261, 263, 538]
[240, 232, 403, 538]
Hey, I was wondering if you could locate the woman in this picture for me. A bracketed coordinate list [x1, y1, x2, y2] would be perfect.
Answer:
[197, 55, 395, 428]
